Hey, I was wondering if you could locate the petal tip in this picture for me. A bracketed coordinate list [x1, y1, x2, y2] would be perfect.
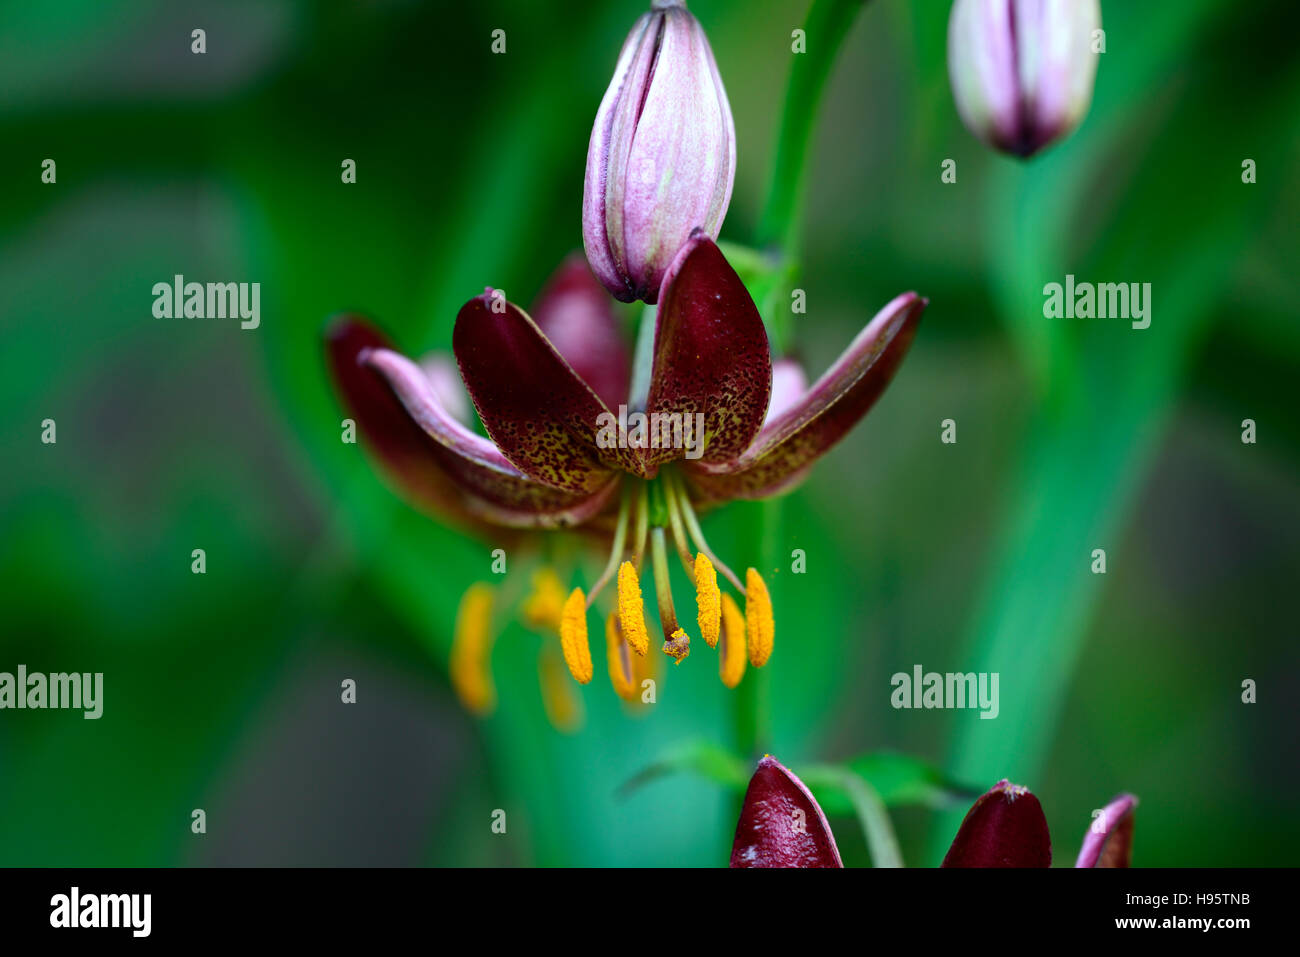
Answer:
[941, 778, 1052, 868]
[730, 755, 843, 868]
[1076, 792, 1139, 868]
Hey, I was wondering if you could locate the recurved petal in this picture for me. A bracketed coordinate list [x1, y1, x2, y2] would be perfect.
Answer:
[1075, 793, 1137, 868]
[331, 318, 562, 531]
[686, 291, 924, 502]
[643, 235, 771, 469]
[941, 779, 1052, 868]
[530, 254, 632, 409]
[419, 353, 472, 425]
[454, 290, 641, 488]
[345, 326, 616, 529]
[730, 755, 843, 868]
[328, 318, 468, 519]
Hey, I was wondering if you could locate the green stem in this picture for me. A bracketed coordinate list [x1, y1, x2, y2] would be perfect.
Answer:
[734, 0, 865, 771]
[732, 498, 783, 758]
[810, 767, 903, 867]
[757, 0, 868, 256]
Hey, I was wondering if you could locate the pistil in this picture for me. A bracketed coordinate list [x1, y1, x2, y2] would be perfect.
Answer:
[651, 526, 690, 663]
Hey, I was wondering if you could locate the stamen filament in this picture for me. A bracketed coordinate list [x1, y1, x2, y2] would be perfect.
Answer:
[652, 527, 690, 663]
[631, 480, 650, 568]
[663, 472, 696, 574]
[667, 471, 743, 591]
[586, 483, 632, 609]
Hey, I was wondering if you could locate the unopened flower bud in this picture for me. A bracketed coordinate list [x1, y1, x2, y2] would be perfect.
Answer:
[948, 0, 1102, 158]
[583, 0, 735, 304]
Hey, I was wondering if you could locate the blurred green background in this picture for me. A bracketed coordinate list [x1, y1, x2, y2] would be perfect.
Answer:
[1, 0, 1297, 867]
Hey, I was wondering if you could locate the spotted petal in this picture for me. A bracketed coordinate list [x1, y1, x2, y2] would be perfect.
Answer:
[328, 317, 615, 529]
[643, 235, 771, 469]
[1075, 793, 1137, 868]
[941, 779, 1052, 868]
[687, 291, 924, 501]
[730, 756, 843, 868]
[530, 254, 632, 410]
[453, 291, 641, 488]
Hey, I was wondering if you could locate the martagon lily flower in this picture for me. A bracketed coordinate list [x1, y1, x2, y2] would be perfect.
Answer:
[327, 235, 924, 718]
[731, 759, 1137, 869]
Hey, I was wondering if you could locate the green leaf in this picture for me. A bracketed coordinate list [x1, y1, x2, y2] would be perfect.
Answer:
[799, 752, 978, 816]
[619, 739, 751, 797]
[623, 743, 971, 813]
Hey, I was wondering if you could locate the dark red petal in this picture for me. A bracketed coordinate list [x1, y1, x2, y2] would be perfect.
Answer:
[453, 291, 641, 488]
[687, 292, 924, 502]
[362, 346, 620, 527]
[730, 755, 843, 868]
[327, 316, 614, 530]
[643, 236, 771, 469]
[1075, 793, 1137, 868]
[530, 254, 632, 409]
[941, 779, 1052, 868]
[327, 317, 476, 525]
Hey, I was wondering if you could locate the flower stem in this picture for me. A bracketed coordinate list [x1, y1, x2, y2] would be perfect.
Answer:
[732, 498, 782, 758]
[734, 0, 867, 767]
[756, 0, 869, 349]
[757, 0, 868, 255]
[806, 766, 903, 867]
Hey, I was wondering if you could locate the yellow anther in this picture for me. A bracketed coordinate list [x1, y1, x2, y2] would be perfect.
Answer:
[605, 612, 636, 701]
[662, 627, 690, 664]
[745, 567, 774, 667]
[719, 593, 747, 688]
[450, 583, 496, 715]
[520, 567, 566, 632]
[538, 648, 583, 732]
[694, 552, 720, 648]
[559, 587, 593, 684]
[617, 561, 649, 657]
